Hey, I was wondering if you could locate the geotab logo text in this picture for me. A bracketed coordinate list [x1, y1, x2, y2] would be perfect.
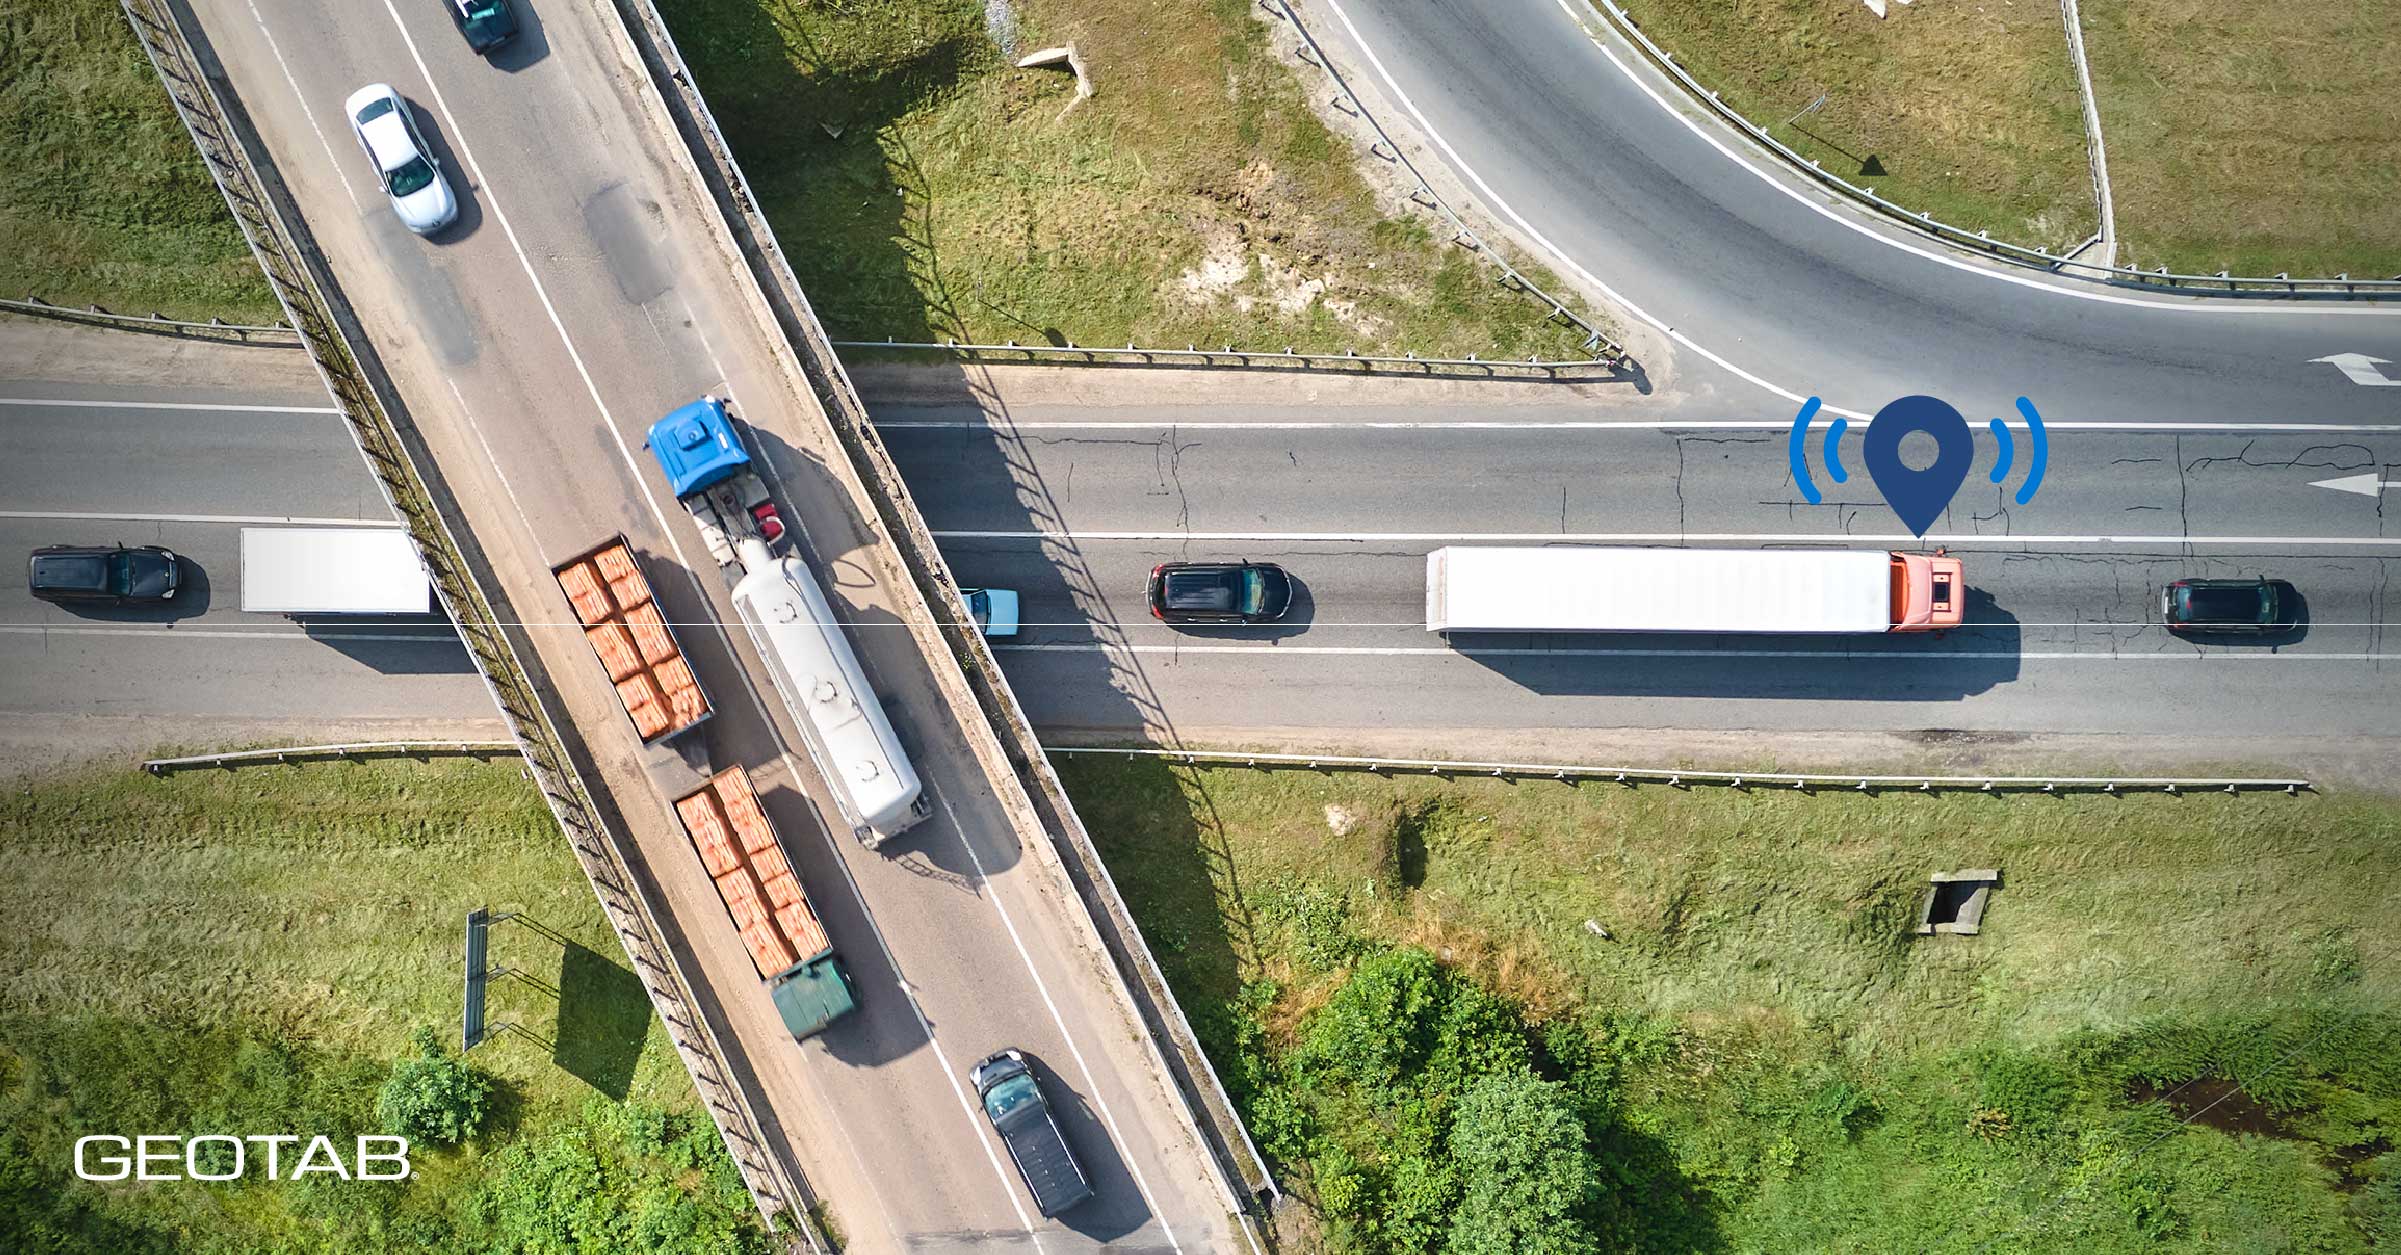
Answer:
[73, 1134, 411, 1182]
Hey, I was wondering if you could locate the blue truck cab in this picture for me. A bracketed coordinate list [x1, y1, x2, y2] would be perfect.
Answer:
[644, 397, 786, 564]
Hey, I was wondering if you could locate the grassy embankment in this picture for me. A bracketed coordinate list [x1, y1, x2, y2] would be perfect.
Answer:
[0, 0, 277, 322]
[1063, 755, 2401, 1251]
[660, 0, 1596, 358]
[0, 758, 767, 1253]
[2077, 0, 2401, 279]
[1609, 0, 2096, 252]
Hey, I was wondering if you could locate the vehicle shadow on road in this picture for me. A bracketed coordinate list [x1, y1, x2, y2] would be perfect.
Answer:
[485, 2, 552, 73]
[1026, 1050, 1162, 1245]
[1460, 589, 2022, 700]
[401, 95, 485, 245]
[299, 613, 479, 674]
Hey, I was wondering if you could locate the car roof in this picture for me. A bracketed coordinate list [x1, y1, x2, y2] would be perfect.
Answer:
[345, 86, 419, 169]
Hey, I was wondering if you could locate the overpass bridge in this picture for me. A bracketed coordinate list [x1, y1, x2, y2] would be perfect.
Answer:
[121, 0, 1263, 1247]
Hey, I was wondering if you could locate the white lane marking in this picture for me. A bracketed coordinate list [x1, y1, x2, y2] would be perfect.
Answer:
[924, 790, 1183, 1253]
[997, 642, 2401, 661]
[933, 529, 2401, 548]
[1535, 0, 2401, 320]
[1317, 0, 2392, 426]
[375, 0, 694, 575]
[877, 418, 2401, 433]
[1323, 0, 1867, 415]
[0, 625, 454, 642]
[2313, 353, 2401, 386]
[371, 11, 996, 1241]
[0, 510, 399, 527]
[239, 0, 360, 207]
[0, 397, 340, 414]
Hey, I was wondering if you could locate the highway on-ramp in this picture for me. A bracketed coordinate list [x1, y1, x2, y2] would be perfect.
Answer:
[1307, 0, 2401, 425]
[175, 1, 1236, 1248]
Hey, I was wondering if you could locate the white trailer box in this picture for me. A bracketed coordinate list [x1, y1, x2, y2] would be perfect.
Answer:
[1426, 546, 1897, 634]
[241, 527, 430, 614]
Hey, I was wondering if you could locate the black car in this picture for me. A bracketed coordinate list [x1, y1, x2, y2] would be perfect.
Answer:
[1147, 561, 1292, 625]
[2161, 577, 2285, 633]
[970, 1050, 1094, 1218]
[441, 0, 518, 54]
[28, 545, 183, 605]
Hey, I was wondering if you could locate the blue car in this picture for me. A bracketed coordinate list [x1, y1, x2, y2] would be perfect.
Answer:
[442, 0, 518, 55]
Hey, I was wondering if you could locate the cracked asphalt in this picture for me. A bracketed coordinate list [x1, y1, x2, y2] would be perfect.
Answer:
[877, 405, 2401, 748]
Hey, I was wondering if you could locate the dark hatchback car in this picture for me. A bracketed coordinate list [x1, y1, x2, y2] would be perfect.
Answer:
[970, 1049, 1094, 1218]
[29, 545, 184, 606]
[442, 0, 518, 54]
[2162, 577, 2286, 633]
[1147, 560, 1292, 625]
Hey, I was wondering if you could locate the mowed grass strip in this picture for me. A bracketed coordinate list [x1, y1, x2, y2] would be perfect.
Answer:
[661, 0, 1596, 358]
[1062, 755, 2401, 1062]
[0, 0, 277, 323]
[2078, 0, 2401, 280]
[1609, 0, 2098, 250]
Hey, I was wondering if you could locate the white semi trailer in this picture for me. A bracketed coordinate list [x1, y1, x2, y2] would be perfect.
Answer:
[1425, 546, 1964, 635]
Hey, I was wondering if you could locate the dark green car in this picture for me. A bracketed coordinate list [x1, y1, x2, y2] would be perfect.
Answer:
[442, 0, 518, 54]
[2161, 578, 2286, 633]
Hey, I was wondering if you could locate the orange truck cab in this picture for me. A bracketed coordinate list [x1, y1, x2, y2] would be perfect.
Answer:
[1889, 551, 1965, 631]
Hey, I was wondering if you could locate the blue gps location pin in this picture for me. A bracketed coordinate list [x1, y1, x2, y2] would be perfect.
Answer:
[1862, 395, 1973, 537]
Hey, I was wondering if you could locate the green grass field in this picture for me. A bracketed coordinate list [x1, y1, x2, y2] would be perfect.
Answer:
[660, 0, 1596, 358]
[1062, 756, 2401, 1250]
[0, 757, 765, 1252]
[2077, 0, 2401, 279]
[1609, 0, 2098, 252]
[0, 0, 278, 323]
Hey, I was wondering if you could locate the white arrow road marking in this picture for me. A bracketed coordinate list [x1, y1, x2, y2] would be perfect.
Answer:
[2310, 472, 2401, 497]
[2311, 354, 2401, 386]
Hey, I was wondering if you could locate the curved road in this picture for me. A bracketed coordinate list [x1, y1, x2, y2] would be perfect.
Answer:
[1316, 0, 2401, 424]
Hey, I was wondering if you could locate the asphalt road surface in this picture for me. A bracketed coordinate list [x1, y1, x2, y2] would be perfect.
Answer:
[877, 402, 2401, 742]
[1310, 0, 2401, 426]
[0, 373, 489, 724]
[176, 0, 1234, 1248]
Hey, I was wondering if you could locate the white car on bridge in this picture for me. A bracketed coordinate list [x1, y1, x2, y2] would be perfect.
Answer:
[344, 83, 456, 235]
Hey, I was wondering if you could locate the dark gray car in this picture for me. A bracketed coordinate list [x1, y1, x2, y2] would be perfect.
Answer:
[970, 1049, 1094, 1217]
[29, 544, 183, 605]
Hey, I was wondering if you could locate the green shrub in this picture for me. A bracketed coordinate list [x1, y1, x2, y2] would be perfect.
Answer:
[376, 1027, 493, 1147]
[1448, 1068, 1601, 1255]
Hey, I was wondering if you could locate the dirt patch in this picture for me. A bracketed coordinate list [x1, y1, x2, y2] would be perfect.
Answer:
[2128, 1077, 2293, 1140]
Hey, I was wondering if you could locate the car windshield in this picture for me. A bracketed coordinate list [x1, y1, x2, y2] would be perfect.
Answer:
[107, 552, 135, 595]
[966, 590, 991, 628]
[386, 156, 436, 197]
[983, 1074, 1040, 1124]
[2185, 586, 2263, 620]
[1239, 569, 1271, 615]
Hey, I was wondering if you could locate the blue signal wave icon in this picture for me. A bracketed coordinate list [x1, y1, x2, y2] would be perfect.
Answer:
[1789, 395, 2047, 530]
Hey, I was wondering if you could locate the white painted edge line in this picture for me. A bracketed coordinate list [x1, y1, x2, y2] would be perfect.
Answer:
[0, 509, 402, 527]
[0, 396, 341, 414]
[996, 642, 2401, 661]
[1316, 0, 2391, 426]
[876, 419, 2401, 433]
[1536, 0, 2399, 320]
[0, 625, 454, 642]
[239, 0, 360, 208]
[932, 529, 2401, 548]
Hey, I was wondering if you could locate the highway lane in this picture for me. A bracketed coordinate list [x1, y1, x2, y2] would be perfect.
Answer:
[881, 417, 2401, 740]
[0, 367, 496, 723]
[184, 1, 1233, 1247]
[1311, 0, 2401, 425]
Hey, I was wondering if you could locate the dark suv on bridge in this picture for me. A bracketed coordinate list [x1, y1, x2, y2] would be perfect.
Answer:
[971, 1049, 1094, 1217]
[2161, 577, 2288, 634]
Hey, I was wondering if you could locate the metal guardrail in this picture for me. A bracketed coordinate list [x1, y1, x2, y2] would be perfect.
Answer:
[1261, 0, 1631, 360]
[835, 337, 1613, 376]
[118, 4, 821, 1247]
[1053, 747, 2311, 795]
[1, 294, 300, 343]
[600, 0, 1280, 1237]
[144, 741, 521, 773]
[1587, 0, 2401, 299]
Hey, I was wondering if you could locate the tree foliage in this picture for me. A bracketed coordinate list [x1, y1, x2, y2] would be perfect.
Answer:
[1448, 1068, 1601, 1255]
[376, 1026, 493, 1147]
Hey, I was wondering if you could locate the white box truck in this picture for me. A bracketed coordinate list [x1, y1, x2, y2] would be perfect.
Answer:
[240, 527, 431, 615]
[1425, 546, 1963, 635]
